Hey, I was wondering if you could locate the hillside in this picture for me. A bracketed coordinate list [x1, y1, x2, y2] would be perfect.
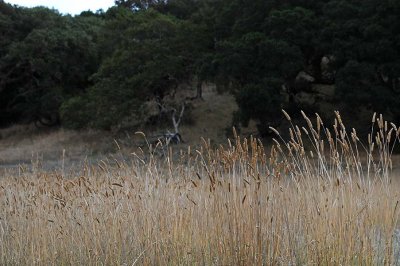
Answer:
[0, 88, 240, 171]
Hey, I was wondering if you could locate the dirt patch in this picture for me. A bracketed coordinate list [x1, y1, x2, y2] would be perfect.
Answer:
[0, 127, 116, 168]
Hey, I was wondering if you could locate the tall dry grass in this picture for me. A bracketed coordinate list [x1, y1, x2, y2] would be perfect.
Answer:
[0, 111, 399, 265]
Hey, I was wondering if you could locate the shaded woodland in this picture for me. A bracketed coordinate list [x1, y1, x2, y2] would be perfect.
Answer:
[0, 0, 399, 136]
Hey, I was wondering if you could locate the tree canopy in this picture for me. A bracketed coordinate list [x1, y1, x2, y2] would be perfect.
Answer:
[0, 0, 399, 135]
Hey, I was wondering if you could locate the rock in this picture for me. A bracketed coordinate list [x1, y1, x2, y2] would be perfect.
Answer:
[295, 91, 316, 106]
[296, 71, 315, 83]
[321, 55, 336, 83]
[311, 84, 335, 98]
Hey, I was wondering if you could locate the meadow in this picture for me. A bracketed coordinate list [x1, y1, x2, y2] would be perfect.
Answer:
[1, 111, 400, 265]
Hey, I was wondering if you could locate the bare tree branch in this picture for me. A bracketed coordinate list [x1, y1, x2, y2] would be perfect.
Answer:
[171, 102, 185, 134]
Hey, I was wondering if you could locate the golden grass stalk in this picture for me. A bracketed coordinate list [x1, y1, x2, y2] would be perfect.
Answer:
[0, 112, 399, 265]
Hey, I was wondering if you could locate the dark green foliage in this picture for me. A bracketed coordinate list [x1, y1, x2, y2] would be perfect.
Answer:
[62, 8, 205, 129]
[0, 3, 102, 127]
[1, 0, 399, 134]
[200, 0, 400, 131]
[216, 33, 303, 83]
[235, 79, 284, 136]
[59, 96, 93, 129]
[336, 61, 399, 120]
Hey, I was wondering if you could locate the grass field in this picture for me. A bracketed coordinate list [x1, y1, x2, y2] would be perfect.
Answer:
[1, 111, 400, 265]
